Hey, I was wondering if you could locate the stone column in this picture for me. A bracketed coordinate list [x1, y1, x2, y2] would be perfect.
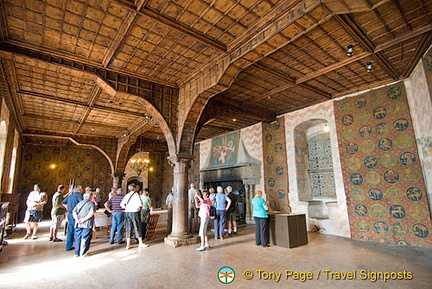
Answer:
[112, 173, 125, 188]
[164, 154, 199, 247]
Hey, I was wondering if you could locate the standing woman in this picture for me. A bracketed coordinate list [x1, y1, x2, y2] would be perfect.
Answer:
[252, 190, 269, 247]
[213, 186, 231, 240]
[194, 190, 211, 251]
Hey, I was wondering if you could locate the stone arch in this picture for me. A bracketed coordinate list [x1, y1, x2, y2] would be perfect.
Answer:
[0, 120, 7, 186]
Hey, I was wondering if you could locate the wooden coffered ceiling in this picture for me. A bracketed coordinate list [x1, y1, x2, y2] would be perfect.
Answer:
[0, 0, 431, 145]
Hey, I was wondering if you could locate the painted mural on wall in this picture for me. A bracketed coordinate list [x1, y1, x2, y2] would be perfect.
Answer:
[263, 118, 290, 213]
[19, 145, 112, 218]
[209, 131, 240, 167]
[148, 152, 173, 209]
[335, 82, 432, 247]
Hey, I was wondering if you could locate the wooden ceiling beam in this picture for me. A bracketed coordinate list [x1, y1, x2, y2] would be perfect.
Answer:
[17, 90, 147, 118]
[334, 14, 400, 80]
[375, 24, 432, 53]
[114, 1, 226, 52]
[401, 33, 432, 78]
[73, 85, 103, 135]
[0, 61, 23, 132]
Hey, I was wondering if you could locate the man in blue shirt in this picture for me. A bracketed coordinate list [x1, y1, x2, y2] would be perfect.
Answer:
[62, 185, 83, 251]
[251, 190, 269, 247]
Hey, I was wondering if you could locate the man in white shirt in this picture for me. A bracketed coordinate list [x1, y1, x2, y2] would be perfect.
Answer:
[120, 184, 149, 250]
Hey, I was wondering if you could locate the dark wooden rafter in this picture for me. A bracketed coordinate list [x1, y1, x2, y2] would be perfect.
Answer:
[0, 61, 23, 132]
[253, 62, 332, 99]
[401, 32, 432, 78]
[17, 89, 147, 118]
[73, 85, 103, 134]
[115, 0, 226, 52]
[0, 1, 9, 41]
[334, 14, 400, 80]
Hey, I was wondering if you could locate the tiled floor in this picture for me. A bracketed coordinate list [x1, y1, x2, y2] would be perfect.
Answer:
[0, 221, 431, 289]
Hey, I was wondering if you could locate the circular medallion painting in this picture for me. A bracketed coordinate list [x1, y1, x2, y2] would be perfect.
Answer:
[387, 86, 402, 100]
[392, 221, 409, 237]
[274, 143, 283, 152]
[346, 143, 358, 155]
[352, 188, 366, 201]
[393, 118, 410, 132]
[386, 186, 403, 202]
[356, 110, 370, 124]
[371, 204, 387, 218]
[350, 173, 364, 185]
[389, 205, 406, 219]
[361, 140, 375, 153]
[363, 156, 377, 169]
[274, 122, 280, 130]
[340, 100, 354, 113]
[365, 171, 381, 185]
[402, 168, 421, 183]
[378, 138, 393, 151]
[277, 189, 286, 199]
[395, 134, 414, 149]
[355, 204, 368, 216]
[395, 240, 411, 246]
[408, 204, 427, 221]
[368, 188, 383, 201]
[342, 114, 354, 126]
[384, 170, 400, 184]
[343, 128, 357, 141]
[359, 125, 372, 137]
[377, 238, 390, 244]
[406, 186, 423, 201]
[399, 151, 416, 166]
[275, 166, 284, 175]
[347, 157, 361, 171]
[268, 178, 275, 187]
[265, 134, 272, 142]
[357, 220, 370, 233]
[266, 155, 274, 164]
[412, 223, 429, 238]
[355, 97, 367, 108]
[376, 122, 390, 136]
[373, 221, 389, 234]
[373, 107, 387, 119]
[379, 153, 397, 168]
[389, 101, 407, 115]
[370, 91, 384, 105]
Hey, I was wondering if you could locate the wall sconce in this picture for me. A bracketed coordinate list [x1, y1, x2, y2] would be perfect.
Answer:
[323, 123, 329, 132]
[366, 62, 372, 72]
[346, 45, 353, 57]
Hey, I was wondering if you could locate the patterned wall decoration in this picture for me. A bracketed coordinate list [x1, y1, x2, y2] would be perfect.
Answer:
[209, 131, 240, 167]
[19, 144, 112, 218]
[423, 46, 432, 104]
[334, 82, 432, 247]
[148, 152, 173, 209]
[262, 117, 290, 213]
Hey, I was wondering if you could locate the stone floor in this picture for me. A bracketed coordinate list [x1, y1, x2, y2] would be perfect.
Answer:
[0, 221, 431, 289]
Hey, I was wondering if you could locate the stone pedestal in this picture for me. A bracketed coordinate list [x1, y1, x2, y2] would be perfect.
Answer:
[164, 234, 199, 248]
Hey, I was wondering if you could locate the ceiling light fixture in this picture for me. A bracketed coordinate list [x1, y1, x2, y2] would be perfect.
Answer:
[90, 127, 95, 131]
[233, 118, 237, 122]
[323, 123, 330, 132]
[129, 130, 150, 176]
[366, 62, 372, 72]
[346, 45, 353, 57]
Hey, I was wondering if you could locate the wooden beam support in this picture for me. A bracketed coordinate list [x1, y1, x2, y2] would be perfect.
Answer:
[401, 33, 432, 78]
[17, 90, 148, 118]
[73, 85, 102, 135]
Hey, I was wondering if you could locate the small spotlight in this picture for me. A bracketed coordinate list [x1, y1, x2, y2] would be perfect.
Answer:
[366, 62, 372, 72]
[346, 44, 353, 57]
[49, 164, 57, 169]
[233, 118, 237, 122]
[323, 124, 330, 132]
[149, 167, 154, 172]
[90, 127, 95, 131]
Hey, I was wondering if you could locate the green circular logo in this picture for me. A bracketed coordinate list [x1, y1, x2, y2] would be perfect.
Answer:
[218, 266, 235, 284]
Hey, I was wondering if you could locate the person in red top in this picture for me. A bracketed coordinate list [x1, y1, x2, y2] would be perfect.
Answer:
[194, 190, 212, 251]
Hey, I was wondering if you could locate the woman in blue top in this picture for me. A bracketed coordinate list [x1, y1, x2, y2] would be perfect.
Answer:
[213, 186, 231, 240]
[251, 190, 269, 247]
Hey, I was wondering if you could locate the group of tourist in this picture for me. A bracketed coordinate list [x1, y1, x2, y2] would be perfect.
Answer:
[189, 184, 269, 251]
[23, 182, 270, 256]
[23, 183, 151, 257]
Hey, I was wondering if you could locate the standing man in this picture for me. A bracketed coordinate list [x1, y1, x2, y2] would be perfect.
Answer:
[23, 184, 47, 240]
[49, 185, 67, 242]
[120, 184, 149, 250]
[140, 188, 152, 240]
[188, 183, 199, 233]
[225, 186, 238, 236]
[72, 191, 96, 257]
[62, 185, 83, 251]
[165, 187, 174, 236]
[105, 188, 125, 244]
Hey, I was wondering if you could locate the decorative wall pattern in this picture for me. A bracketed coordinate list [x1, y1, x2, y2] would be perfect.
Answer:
[19, 144, 112, 218]
[423, 46, 432, 104]
[262, 117, 290, 213]
[148, 152, 173, 208]
[334, 82, 432, 247]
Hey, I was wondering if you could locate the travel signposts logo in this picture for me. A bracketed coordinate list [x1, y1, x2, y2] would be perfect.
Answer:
[218, 266, 235, 284]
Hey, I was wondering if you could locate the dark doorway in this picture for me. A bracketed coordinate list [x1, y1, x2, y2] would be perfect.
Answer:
[203, 181, 246, 224]
[127, 179, 143, 192]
